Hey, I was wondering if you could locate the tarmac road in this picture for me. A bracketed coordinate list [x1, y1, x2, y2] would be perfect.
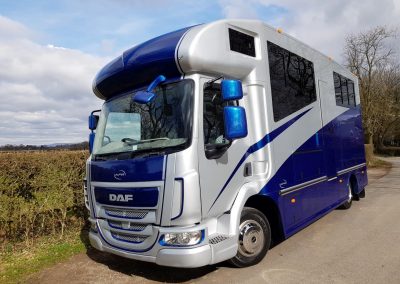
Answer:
[29, 157, 400, 284]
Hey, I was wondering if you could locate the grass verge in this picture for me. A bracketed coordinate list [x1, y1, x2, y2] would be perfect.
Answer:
[0, 229, 88, 284]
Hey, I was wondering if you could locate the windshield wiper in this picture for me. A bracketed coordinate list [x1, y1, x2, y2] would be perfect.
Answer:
[94, 141, 186, 161]
[121, 137, 170, 146]
[94, 150, 133, 161]
[129, 143, 185, 158]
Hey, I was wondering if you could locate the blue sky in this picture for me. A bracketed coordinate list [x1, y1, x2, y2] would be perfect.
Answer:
[0, 0, 287, 56]
[0, 0, 399, 145]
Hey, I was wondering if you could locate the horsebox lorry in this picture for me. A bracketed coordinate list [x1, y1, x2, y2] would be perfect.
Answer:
[84, 19, 368, 268]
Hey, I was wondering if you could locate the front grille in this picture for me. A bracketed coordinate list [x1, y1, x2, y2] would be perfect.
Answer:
[108, 220, 147, 231]
[105, 208, 149, 219]
[111, 231, 148, 243]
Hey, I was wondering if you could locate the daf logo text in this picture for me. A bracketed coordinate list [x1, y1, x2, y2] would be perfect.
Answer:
[109, 194, 133, 202]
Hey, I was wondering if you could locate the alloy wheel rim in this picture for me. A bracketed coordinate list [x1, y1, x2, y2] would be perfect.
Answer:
[238, 219, 264, 257]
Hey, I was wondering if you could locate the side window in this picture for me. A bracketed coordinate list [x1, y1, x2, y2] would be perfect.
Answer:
[229, 28, 256, 57]
[267, 41, 317, 121]
[203, 83, 232, 155]
[333, 72, 356, 108]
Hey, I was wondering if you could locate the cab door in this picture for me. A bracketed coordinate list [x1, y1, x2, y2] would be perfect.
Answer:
[197, 78, 248, 217]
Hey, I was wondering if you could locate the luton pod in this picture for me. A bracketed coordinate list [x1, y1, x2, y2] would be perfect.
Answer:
[84, 20, 367, 268]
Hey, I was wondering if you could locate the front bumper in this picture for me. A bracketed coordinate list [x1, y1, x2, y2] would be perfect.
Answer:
[89, 230, 212, 268]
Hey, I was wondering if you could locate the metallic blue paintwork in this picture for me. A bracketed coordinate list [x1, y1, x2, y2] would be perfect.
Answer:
[94, 187, 159, 207]
[223, 106, 248, 140]
[91, 155, 164, 182]
[133, 90, 157, 104]
[88, 133, 95, 154]
[93, 27, 192, 100]
[147, 75, 167, 92]
[221, 80, 243, 101]
[257, 105, 367, 238]
[88, 114, 98, 130]
[133, 75, 168, 104]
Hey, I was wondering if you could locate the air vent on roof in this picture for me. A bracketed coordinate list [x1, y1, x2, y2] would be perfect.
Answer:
[229, 28, 256, 57]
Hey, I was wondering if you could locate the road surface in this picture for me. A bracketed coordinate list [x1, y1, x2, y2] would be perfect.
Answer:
[29, 158, 400, 284]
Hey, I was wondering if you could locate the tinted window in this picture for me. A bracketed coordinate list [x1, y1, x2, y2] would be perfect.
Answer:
[267, 41, 317, 121]
[203, 83, 231, 147]
[333, 72, 356, 108]
[229, 28, 256, 57]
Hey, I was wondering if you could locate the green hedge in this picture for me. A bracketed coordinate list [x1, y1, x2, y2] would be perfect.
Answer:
[0, 151, 88, 248]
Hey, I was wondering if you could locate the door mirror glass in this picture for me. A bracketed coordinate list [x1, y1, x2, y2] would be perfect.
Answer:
[224, 106, 248, 140]
[221, 79, 243, 101]
[88, 114, 99, 130]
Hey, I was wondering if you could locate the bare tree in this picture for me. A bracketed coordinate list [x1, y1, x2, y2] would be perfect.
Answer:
[344, 26, 398, 149]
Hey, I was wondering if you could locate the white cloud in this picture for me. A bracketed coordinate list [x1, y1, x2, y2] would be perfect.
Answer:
[0, 16, 108, 145]
[219, 0, 400, 62]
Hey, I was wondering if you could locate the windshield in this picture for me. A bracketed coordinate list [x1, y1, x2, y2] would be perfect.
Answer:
[93, 79, 194, 159]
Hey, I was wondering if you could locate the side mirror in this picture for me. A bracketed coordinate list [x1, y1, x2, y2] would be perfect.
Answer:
[89, 132, 95, 154]
[221, 79, 243, 101]
[88, 110, 101, 154]
[88, 114, 99, 130]
[224, 106, 248, 140]
[133, 75, 166, 104]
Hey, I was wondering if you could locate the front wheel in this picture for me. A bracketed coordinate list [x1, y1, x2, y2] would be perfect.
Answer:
[229, 207, 271, 268]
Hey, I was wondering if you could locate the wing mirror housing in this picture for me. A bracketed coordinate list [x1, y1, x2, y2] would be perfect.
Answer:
[221, 79, 243, 101]
[224, 106, 248, 140]
[133, 75, 166, 104]
[88, 113, 99, 130]
[88, 110, 100, 154]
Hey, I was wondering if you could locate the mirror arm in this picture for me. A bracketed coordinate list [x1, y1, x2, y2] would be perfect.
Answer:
[205, 144, 229, 159]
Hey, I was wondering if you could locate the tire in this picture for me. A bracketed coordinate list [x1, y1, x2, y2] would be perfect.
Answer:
[359, 188, 366, 198]
[339, 183, 353, 209]
[229, 207, 271, 268]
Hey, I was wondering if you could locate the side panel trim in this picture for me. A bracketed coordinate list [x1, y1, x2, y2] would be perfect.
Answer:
[279, 176, 327, 196]
[337, 163, 366, 176]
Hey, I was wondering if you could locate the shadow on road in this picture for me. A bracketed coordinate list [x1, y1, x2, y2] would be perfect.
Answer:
[80, 226, 221, 282]
[84, 247, 218, 282]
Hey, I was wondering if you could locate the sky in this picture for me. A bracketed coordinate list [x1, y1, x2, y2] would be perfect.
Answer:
[0, 0, 400, 145]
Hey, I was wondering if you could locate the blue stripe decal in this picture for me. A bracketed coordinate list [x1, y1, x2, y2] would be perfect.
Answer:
[209, 108, 312, 211]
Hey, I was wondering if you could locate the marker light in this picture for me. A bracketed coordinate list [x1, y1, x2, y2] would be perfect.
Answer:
[160, 230, 204, 246]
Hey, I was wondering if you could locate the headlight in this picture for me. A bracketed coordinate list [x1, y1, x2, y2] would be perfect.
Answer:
[160, 230, 204, 246]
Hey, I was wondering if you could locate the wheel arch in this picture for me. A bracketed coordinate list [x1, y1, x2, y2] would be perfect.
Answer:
[244, 194, 285, 246]
[349, 173, 361, 199]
